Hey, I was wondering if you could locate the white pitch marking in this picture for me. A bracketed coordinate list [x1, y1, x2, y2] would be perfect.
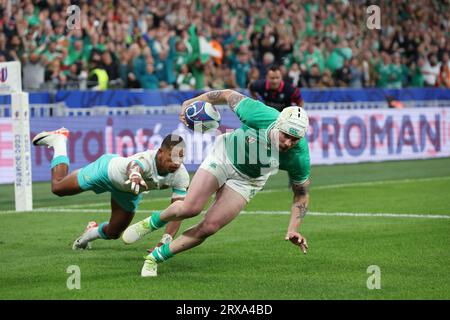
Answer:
[23, 175, 450, 211]
[240, 211, 450, 219]
[1, 207, 449, 219]
[259, 175, 450, 194]
[1, 176, 449, 215]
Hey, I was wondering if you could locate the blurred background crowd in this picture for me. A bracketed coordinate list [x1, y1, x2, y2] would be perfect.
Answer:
[1, 0, 450, 91]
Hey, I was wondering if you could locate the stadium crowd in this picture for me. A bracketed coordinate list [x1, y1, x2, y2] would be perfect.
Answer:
[1, 0, 450, 91]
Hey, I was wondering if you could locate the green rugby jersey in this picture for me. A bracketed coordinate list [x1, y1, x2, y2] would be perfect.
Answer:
[224, 97, 310, 183]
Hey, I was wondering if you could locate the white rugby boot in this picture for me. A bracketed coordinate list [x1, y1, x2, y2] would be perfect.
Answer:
[32, 127, 69, 147]
[72, 221, 98, 250]
[141, 255, 158, 277]
[122, 217, 153, 244]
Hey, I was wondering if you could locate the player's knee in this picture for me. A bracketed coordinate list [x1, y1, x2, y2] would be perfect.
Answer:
[197, 221, 220, 239]
[181, 202, 203, 218]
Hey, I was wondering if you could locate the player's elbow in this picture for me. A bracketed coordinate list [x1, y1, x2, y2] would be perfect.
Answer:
[222, 89, 239, 98]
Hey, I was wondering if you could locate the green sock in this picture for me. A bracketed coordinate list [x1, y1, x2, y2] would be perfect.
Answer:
[149, 211, 167, 231]
[150, 243, 175, 263]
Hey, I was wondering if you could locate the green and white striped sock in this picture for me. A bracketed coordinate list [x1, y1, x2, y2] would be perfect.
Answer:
[150, 243, 175, 263]
[149, 211, 167, 231]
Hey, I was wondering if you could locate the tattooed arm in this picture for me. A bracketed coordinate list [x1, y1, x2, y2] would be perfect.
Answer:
[285, 178, 311, 254]
[179, 90, 246, 124]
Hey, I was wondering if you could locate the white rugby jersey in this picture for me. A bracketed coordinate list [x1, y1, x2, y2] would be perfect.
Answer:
[107, 150, 189, 198]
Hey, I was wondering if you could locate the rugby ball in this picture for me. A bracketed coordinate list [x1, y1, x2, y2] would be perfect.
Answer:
[184, 101, 221, 133]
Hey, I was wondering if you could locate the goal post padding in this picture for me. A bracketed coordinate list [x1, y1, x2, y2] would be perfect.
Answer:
[0, 61, 33, 211]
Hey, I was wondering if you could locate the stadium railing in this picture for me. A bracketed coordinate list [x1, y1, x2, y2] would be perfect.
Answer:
[1, 88, 450, 117]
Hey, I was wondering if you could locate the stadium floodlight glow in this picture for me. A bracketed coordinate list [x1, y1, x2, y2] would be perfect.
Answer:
[0, 61, 33, 212]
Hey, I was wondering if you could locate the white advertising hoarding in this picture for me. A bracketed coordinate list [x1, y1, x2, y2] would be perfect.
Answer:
[0, 107, 449, 185]
[306, 108, 449, 164]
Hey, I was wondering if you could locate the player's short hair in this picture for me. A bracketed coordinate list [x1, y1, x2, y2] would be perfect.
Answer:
[161, 134, 185, 150]
[267, 64, 281, 73]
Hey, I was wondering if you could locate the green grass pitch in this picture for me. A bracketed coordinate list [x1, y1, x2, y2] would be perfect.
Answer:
[0, 158, 449, 299]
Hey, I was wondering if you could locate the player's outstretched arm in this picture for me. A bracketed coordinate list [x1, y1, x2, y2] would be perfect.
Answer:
[180, 90, 246, 125]
[285, 178, 311, 254]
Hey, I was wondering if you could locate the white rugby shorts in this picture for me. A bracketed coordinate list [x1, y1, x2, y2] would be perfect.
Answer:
[199, 133, 270, 202]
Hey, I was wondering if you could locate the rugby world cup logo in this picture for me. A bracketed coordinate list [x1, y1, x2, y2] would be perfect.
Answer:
[0, 67, 7, 83]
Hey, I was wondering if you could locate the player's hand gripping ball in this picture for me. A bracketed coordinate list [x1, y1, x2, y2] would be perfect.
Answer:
[184, 101, 221, 133]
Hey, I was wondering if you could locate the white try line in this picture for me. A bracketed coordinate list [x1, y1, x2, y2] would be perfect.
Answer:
[241, 211, 450, 219]
[0, 207, 449, 219]
[22, 175, 450, 211]
[300, 175, 450, 191]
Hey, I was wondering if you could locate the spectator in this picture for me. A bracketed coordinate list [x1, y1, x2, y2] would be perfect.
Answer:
[41, 40, 62, 64]
[174, 39, 189, 74]
[0, 33, 13, 61]
[231, 46, 252, 89]
[325, 40, 352, 74]
[303, 64, 322, 88]
[63, 62, 85, 89]
[101, 50, 120, 84]
[302, 41, 325, 75]
[375, 53, 392, 88]
[176, 64, 196, 90]
[118, 50, 140, 89]
[421, 53, 441, 87]
[387, 53, 404, 89]
[44, 57, 67, 89]
[64, 39, 87, 66]
[349, 58, 364, 88]
[248, 64, 303, 111]
[318, 69, 335, 88]
[23, 52, 46, 91]
[146, 31, 177, 88]
[140, 63, 159, 90]
[334, 59, 352, 87]
[247, 66, 260, 85]
[287, 62, 302, 88]
[410, 59, 425, 88]
[87, 51, 108, 90]
[4, 0, 450, 90]
[222, 65, 238, 89]
[257, 52, 275, 79]
[436, 53, 450, 88]
[7, 35, 23, 62]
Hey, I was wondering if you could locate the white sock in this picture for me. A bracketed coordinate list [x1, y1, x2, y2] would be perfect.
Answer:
[52, 136, 68, 158]
[80, 227, 101, 244]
